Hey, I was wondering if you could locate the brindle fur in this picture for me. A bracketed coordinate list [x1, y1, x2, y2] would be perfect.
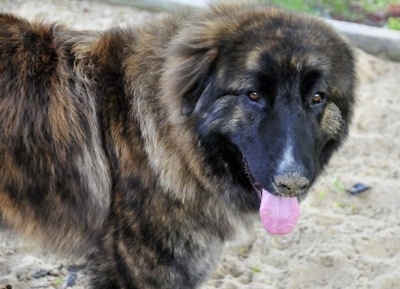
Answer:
[0, 3, 356, 288]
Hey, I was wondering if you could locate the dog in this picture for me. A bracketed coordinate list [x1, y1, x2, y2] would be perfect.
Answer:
[0, 2, 356, 288]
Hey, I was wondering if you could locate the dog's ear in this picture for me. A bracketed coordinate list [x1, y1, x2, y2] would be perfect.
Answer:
[162, 19, 222, 115]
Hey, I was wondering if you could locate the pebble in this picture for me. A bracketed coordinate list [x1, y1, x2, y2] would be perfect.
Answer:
[239, 271, 253, 284]
[49, 269, 61, 276]
[0, 274, 17, 287]
[229, 265, 243, 278]
[222, 282, 238, 289]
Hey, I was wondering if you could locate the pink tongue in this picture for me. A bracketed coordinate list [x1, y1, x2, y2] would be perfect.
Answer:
[259, 189, 300, 235]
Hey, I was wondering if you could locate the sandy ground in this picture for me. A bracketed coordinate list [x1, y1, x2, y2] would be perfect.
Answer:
[1, 1, 400, 289]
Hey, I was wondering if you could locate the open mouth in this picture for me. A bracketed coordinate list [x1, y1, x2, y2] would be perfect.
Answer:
[242, 157, 300, 236]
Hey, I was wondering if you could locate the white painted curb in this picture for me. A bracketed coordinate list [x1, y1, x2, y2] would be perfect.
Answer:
[326, 19, 400, 61]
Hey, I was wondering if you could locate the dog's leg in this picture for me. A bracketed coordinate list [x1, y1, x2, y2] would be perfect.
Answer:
[87, 177, 223, 289]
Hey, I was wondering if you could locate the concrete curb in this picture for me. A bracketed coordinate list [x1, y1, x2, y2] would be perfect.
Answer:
[104, 0, 400, 62]
[325, 19, 400, 62]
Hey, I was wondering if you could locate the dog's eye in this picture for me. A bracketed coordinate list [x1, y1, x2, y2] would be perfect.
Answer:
[311, 93, 324, 105]
[247, 91, 260, 101]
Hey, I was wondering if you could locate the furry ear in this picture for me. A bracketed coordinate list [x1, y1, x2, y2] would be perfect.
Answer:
[163, 39, 218, 115]
[161, 4, 249, 116]
[161, 21, 221, 116]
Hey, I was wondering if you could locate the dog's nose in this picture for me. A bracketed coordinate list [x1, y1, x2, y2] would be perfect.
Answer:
[273, 173, 310, 197]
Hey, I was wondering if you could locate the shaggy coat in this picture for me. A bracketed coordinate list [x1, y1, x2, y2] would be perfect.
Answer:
[0, 3, 355, 288]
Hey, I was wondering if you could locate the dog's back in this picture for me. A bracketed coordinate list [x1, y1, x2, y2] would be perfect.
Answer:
[0, 14, 111, 255]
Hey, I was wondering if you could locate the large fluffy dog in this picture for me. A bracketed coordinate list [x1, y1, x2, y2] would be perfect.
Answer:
[0, 2, 355, 288]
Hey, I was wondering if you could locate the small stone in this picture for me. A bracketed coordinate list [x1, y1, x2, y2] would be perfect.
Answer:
[49, 269, 61, 276]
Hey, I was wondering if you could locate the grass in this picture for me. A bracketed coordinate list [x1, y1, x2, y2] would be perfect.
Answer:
[261, 0, 400, 30]
[387, 17, 400, 29]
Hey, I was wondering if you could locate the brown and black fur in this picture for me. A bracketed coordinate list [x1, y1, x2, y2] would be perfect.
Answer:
[0, 3, 356, 289]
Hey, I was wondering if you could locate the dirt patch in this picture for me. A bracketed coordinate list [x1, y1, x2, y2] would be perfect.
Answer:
[1, 1, 400, 289]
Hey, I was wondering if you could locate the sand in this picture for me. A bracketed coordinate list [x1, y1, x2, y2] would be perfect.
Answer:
[1, 1, 400, 289]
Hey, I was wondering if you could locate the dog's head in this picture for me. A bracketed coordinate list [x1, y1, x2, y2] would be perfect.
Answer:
[162, 4, 356, 235]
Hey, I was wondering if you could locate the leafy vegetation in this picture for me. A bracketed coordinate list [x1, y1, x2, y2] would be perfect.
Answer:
[261, 0, 400, 30]
[387, 17, 400, 29]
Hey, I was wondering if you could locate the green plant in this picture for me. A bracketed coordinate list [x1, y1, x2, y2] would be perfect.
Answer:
[260, 0, 316, 14]
[321, 0, 350, 14]
[362, 0, 396, 12]
[53, 276, 63, 286]
[331, 178, 345, 192]
[387, 17, 400, 30]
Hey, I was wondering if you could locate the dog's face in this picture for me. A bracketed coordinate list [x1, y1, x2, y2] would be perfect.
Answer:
[164, 5, 355, 234]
